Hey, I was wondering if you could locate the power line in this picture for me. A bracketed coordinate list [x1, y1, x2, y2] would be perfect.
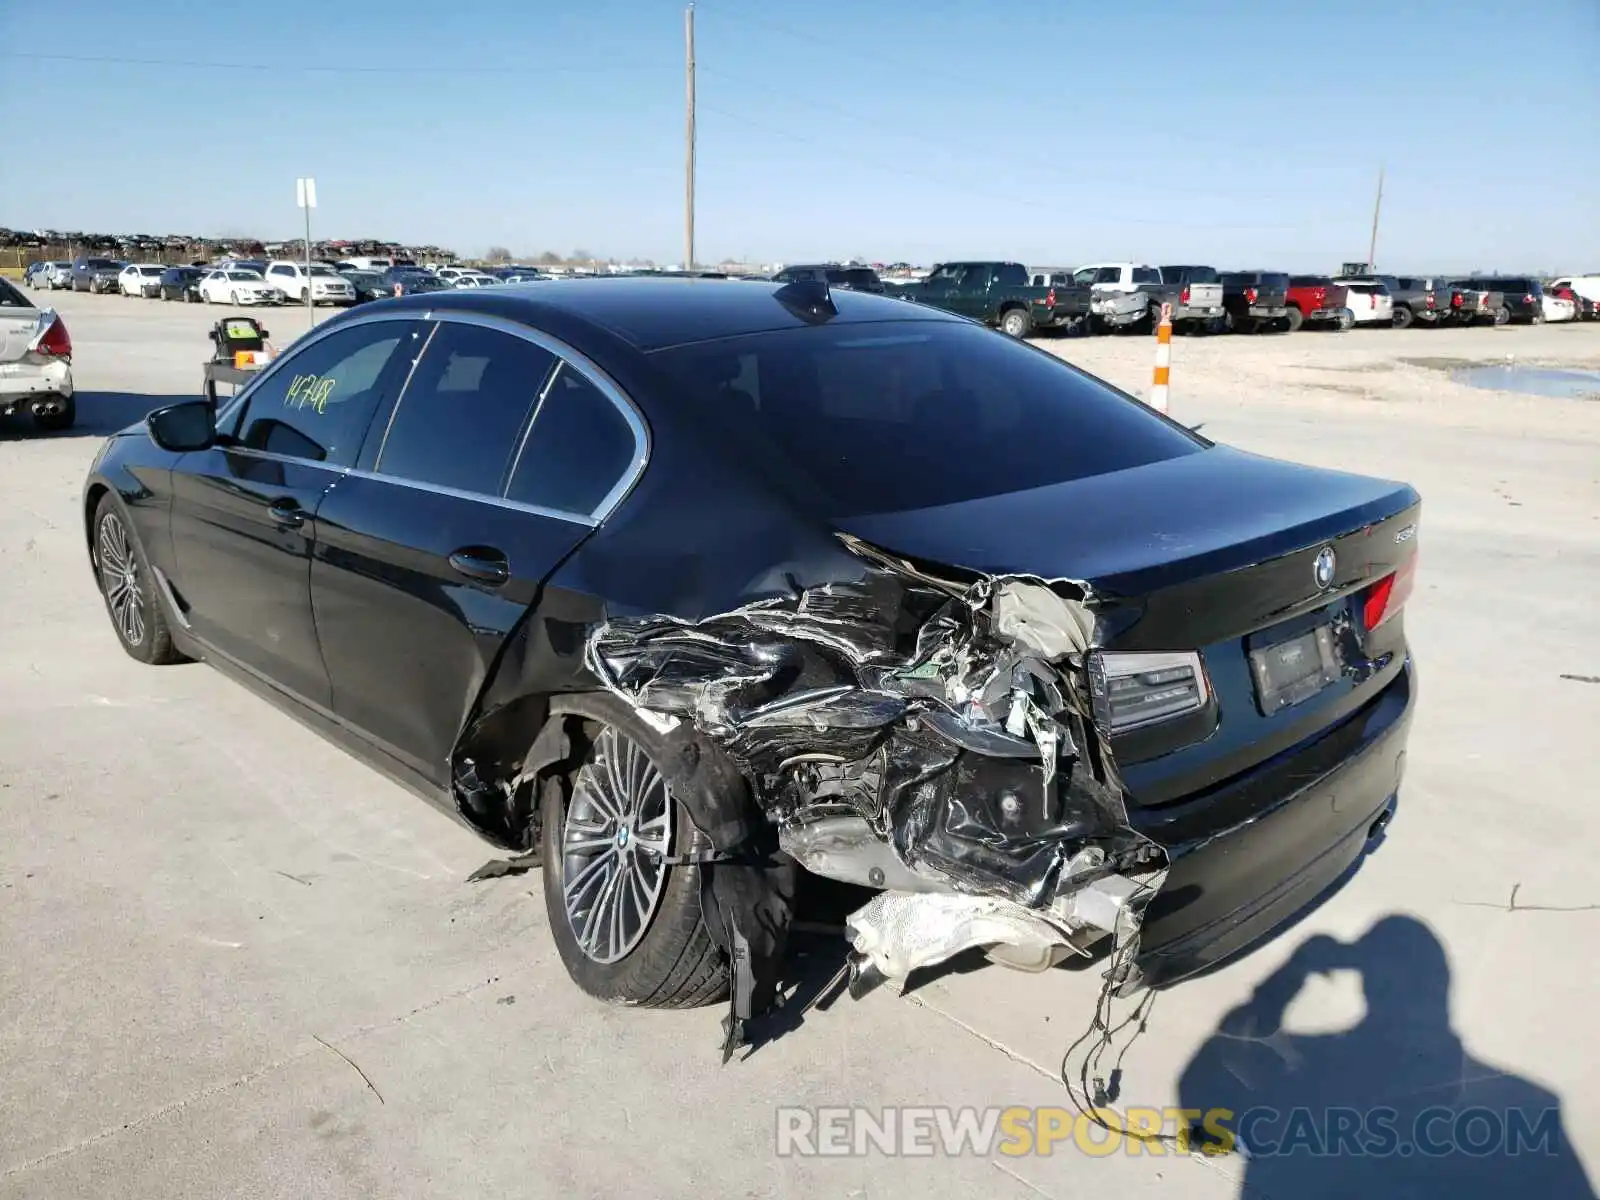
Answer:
[0, 51, 670, 75]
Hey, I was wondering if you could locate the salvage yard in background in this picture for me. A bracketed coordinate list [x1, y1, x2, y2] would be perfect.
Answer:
[3, 293, 1598, 1198]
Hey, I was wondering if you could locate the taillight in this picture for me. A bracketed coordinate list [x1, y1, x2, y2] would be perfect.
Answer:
[1363, 551, 1418, 630]
[1369, 293, 1376, 309]
[1180, 284, 1190, 305]
[1244, 286, 1258, 304]
[1045, 287, 1056, 309]
[1090, 651, 1211, 734]
[1451, 292, 1463, 308]
[1523, 293, 1534, 305]
[32, 316, 71, 358]
[1425, 294, 1436, 309]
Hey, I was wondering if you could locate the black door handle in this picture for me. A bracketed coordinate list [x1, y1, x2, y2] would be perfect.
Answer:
[448, 548, 510, 585]
[267, 499, 304, 527]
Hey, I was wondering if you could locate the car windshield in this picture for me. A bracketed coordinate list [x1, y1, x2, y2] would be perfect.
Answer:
[139, 266, 163, 276]
[349, 272, 381, 286]
[85, 259, 118, 269]
[227, 271, 263, 281]
[650, 320, 1205, 517]
[0, 279, 32, 308]
[308, 265, 339, 277]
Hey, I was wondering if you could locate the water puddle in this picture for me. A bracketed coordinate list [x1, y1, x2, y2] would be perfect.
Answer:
[1450, 365, 1600, 400]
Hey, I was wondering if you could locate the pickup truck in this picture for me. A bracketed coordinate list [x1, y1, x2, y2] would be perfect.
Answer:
[1219, 271, 1291, 333]
[895, 261, 1090, 337]
[1448, 280, 1509, 326]
[1069, 262, 1226, 333]
[1285, 276, 1353, 331]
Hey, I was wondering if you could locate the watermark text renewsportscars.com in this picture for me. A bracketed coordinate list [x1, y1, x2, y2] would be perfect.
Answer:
[775, 1105, 1567, 1159]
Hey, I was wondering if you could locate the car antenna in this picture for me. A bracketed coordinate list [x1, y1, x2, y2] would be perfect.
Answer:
[772, 279, 837, 324]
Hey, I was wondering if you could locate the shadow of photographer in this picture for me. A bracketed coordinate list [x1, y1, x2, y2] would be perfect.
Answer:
[1177, 914, 1595, 1198]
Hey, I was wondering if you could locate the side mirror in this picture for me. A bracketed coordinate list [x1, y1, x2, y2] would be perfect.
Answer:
[147, 400, 217, 453]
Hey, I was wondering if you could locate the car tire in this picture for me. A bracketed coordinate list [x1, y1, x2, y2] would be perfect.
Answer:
[1284, 307, 1304, 333]
[1392, 305, 1413, 329]
[539, 698, 729, 1009]
[1337, 309, 1355, 332]
[1493, 305, 1511, 326]
[33, 392, 75, 433]
[92, 494, 185, 666]
[999, 307, 1032, 339]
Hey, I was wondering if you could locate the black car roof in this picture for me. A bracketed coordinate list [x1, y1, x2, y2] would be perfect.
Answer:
[378, 277, 955, 351]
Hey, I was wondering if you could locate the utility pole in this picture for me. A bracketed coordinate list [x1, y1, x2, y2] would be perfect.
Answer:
[685, 3, 696, 272]
[1366, 163, 1384, 271]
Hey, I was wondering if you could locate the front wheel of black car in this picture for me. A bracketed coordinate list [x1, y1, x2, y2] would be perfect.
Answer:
[93, 495, 183, 666]
[540, 702, 727, 1009]
[998, 308, 1032, 339]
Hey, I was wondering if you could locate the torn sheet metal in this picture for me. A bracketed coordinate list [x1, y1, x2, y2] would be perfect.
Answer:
[585, 533, 1166, 920]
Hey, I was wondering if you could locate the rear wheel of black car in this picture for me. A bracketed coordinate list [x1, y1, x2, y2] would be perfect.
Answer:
[92, 495, 183, 666]
[540, 700, 727, 1009]
[33, 393, 75, 433]
[999, 307, 1032, 339]
[1392, 306, 1414, 329]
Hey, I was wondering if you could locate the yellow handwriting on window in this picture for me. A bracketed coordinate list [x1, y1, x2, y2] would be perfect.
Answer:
[284, 374, 337, 414]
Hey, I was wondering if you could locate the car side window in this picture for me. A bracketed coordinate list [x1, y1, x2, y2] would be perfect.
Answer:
[505, 362, 639, 518]
[1132, 266, 1160, 284]
[996, 263, 1028, 286]
[233, 321, 412, 466]
[374, 322, 558, 494]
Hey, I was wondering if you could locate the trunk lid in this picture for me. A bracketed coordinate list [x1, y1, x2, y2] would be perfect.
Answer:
[839, 446, 1415, 610]
[0, 304, 47, 364]
[839, 447, 1420, 807]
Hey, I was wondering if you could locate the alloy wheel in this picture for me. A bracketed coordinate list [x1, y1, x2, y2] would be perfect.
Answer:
[560, 725, 674, 964]
[98, 512, 147, 648]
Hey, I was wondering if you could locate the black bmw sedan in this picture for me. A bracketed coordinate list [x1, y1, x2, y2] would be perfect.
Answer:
[81, 278, 1418, 1024]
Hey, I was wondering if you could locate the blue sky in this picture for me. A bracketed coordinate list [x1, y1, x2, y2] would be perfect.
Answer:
[2, 0, 1595, 269]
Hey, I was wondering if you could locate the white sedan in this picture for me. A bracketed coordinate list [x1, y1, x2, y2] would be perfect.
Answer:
[451, 272, 500, 288]
[1540, 292, 1577, 323]
[0, 277, 75, 431]
[200, 269, 284, 307]
[118, 263, 166, 298]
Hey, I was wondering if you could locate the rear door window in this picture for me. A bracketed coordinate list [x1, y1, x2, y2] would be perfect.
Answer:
[505, 362, 641, 518]
[373, 322, 558, 495]
[1132, 266, 1160, 284]
[232, 321, 413, 465]
[996, 263, 1028, 286]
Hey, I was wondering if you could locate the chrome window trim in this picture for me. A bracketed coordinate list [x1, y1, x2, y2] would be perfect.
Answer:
[369, 309, 651, 524]
[215, 445, 597, 527]
[212, 306, 650, 527]
[370, 320, 441, 468]
[504, 359, 567, 490]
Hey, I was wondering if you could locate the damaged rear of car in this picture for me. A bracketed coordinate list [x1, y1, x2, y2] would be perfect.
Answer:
[450, 284, 1418, 1045]
[84, 277, 1415, 1054]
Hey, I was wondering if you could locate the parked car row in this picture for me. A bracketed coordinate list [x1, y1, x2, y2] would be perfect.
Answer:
[19, 256, 558, 308]
[821, 261, 1600, 337]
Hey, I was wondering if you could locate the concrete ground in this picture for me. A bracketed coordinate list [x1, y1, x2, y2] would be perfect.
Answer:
[3, 291, 1597, 1199]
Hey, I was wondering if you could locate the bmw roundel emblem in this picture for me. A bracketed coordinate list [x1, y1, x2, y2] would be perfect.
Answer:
[1313, 546, 1337, 590]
